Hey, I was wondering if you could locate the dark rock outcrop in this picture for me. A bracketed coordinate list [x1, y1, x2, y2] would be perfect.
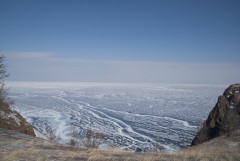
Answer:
[0, 102, 35, 136]
[191, 84, 240, 146]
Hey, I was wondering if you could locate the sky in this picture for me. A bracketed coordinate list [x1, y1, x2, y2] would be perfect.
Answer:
[0, 0, 240, 84]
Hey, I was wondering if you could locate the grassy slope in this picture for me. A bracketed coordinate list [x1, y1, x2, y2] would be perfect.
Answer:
[0, 128, 239, 161]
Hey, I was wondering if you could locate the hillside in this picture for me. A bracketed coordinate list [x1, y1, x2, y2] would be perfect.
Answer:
[0, 128, 239, 161]
[192, 84, 240, 145]
[0, 102, 35, 136]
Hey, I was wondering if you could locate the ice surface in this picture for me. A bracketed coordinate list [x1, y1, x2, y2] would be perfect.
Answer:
[8, 82, 225, 151]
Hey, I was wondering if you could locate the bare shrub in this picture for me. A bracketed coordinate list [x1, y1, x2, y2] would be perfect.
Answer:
[48, 128, 58, 142]
[86, 129, 105, 148]
[69, 127, 78, 147]
[86, 129, 94, 147]
[155, 136, 164, 153]
[93, 132, 105, 148]
[0, 55, 12, 104]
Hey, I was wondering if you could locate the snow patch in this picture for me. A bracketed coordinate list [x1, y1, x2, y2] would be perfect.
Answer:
[34, 129, 48, 139]
[7, 113, 21, 126]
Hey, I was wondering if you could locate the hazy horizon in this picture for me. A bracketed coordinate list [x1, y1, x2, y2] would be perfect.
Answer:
[5, 80, 231, 86]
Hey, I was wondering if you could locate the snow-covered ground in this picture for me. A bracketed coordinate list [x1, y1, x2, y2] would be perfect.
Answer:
[7, 82, 225, 151]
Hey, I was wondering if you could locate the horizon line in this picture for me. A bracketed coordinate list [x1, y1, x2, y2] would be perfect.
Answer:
[5, 81, 229, 87]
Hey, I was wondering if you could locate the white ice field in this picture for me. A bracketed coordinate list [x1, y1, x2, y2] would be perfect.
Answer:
[7, 82, 226, 151]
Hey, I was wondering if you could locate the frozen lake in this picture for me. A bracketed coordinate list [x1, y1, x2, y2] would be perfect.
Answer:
[7, 82, 225, 151]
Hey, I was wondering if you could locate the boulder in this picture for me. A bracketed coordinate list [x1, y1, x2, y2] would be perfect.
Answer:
[191, 84, 240, 146]
[0, 102, 35, 136]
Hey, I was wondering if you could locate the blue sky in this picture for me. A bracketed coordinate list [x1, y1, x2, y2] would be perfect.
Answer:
[0, 0, 240, 84]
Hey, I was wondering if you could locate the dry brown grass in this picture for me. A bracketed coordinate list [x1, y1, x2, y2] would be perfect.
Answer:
[2, 144, 239, 161]
[1, 128, 240, 161]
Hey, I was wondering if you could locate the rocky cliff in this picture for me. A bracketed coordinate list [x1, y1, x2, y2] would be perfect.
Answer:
[191, 84, 240, 145]
[0, 102, 35, 136]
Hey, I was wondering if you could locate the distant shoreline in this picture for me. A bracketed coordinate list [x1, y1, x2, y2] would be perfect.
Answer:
[6, 81, 227, 89]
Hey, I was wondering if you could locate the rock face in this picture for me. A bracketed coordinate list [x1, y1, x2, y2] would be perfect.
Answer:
[0, 102, 35, 136]
[191, 84, 240, 146]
